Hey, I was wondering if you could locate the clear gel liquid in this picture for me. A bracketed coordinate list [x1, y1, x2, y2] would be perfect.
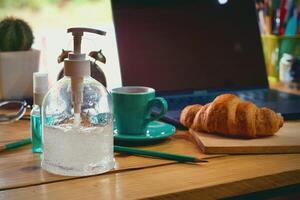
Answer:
[42, 123, 115, 176]
[31, 108, 42, 153]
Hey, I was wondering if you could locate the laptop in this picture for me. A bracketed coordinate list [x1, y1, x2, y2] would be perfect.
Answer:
[111, 0, 300, 127]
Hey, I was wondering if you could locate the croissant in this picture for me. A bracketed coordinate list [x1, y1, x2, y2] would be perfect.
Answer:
[180, 94, 284, 138]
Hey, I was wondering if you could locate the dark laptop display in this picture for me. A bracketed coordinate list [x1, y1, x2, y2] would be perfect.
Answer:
[112, 0, 268, 92]
[111, 0, 300, 125]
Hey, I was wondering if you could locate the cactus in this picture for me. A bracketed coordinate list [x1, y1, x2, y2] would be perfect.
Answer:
[0, 17, 34, 52]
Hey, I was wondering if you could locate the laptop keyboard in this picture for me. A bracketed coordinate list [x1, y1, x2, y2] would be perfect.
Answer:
[237, 89, 300, 101]
[164, 89, 300, 111]
[165, 95, 215, 110]
[152, 89, 300, 125]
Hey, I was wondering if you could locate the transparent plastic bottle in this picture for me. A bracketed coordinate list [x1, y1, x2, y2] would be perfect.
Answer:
[41, 28, 114, 176]
[31, 72, 48, 153]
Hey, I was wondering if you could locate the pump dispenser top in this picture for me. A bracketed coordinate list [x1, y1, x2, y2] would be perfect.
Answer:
[64, 28, 106, 125]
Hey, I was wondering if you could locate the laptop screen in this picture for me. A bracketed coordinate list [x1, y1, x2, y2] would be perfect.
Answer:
[111, 0, 269, 93]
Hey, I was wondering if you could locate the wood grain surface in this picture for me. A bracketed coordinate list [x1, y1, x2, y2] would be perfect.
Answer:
[0, 120, 222, 191]
[190, 121, 300, 154]
[1, 154, 300, 200]
[0, 120, 300, 199]
[0, 83, 299, 199]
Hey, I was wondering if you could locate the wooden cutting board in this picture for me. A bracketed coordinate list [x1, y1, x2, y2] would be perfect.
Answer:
[190, 121, 300, 154]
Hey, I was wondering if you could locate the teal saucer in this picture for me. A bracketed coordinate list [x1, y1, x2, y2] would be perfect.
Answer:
[114, 121, 176, 145]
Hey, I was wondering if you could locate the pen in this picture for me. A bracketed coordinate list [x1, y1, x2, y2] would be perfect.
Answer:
[279, 0, 287, 35]
[0, 138, 32, 152]
[272, 0, 280, 34]
[259, 9, 267, 34]
[114, 145, 207, 163]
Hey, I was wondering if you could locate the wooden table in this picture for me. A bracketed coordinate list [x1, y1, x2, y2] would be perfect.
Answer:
[0, 83, 300, 200]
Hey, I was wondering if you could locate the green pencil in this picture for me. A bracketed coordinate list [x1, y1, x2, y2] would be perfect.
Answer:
[0, 138, 32, 152]
[114, 145, 207, 163]
[0, 139, 207, 163]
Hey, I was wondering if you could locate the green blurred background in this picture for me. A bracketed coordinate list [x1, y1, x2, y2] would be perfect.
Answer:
[0, 0, 111, 28]
[0, 0, 122, 89]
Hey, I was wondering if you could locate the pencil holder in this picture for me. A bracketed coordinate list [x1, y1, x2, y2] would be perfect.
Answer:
[261, 35, 300, 82]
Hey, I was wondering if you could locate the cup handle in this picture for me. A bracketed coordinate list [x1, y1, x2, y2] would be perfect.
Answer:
[144, 97, 168, 125]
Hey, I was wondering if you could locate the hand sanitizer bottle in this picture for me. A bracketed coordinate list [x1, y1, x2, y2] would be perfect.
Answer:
[41, 27, 114, 176]
[30, 72, 48, 153]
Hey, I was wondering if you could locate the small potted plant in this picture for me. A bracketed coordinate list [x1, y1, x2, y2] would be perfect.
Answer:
[0, 17, 40, 102]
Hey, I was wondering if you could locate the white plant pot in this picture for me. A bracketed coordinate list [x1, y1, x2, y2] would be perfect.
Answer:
[0, 49, 40, 101]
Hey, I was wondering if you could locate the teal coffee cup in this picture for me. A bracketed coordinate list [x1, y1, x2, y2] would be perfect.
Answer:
[112, 86, 168, 135]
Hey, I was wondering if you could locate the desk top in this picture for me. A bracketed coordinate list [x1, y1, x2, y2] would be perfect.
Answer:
[0, 83, 300, 199]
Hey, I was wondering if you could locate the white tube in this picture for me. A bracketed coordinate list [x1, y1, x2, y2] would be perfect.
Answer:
[71, 77, 83, 126]
[73, 113, 81, 127]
